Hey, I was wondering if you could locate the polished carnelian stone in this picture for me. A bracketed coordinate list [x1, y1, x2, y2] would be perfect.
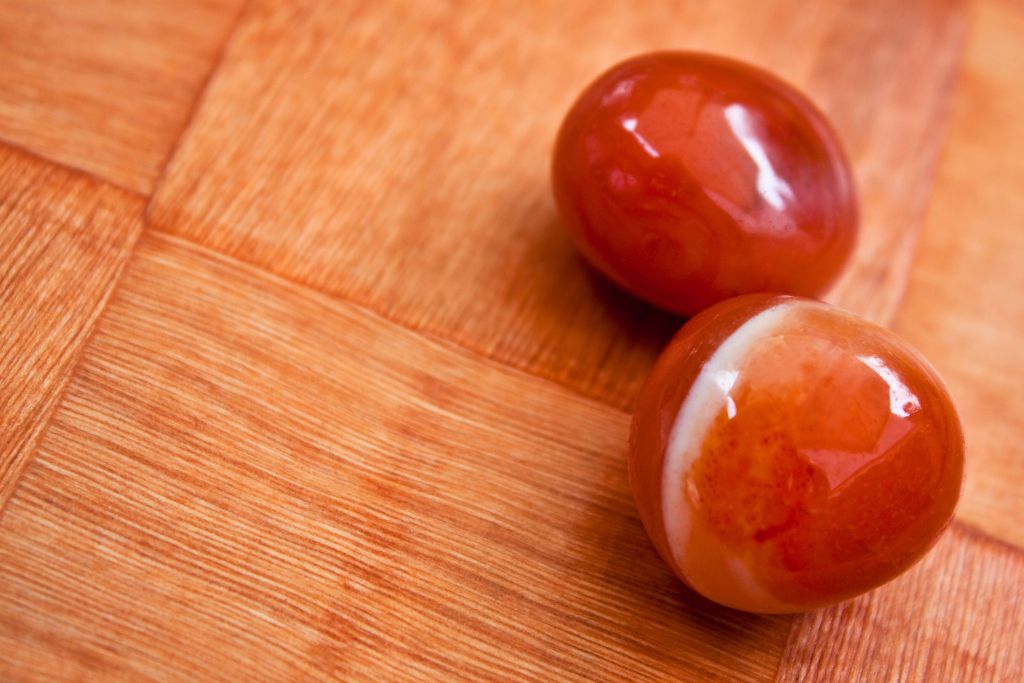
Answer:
[629, 295, 964, 613]
[552, 52, 858, 316]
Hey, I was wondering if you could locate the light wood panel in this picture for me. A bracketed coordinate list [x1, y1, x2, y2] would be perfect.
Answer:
[149, 0, 966, 410]
[817, 0, 966, 321]
[1, 1, 1018, 680]
[893, 0, 1024, 548]
[0, 233, 790, 681]
[779, 525, 1024, 682]
[0, 0, 244, 193]
[0, 145, 142, 514]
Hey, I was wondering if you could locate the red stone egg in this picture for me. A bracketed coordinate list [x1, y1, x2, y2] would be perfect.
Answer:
[552, 52, 858, 316]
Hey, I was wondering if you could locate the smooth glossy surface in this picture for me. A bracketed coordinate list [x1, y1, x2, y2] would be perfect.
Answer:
[629, 295, 964, 613]
[553, 52, 858, 316]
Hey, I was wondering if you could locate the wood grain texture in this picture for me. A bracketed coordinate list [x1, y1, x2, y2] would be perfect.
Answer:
[0, 145, 142, 514]
[149, 0, 966, 410]
[0, 0, 244, 193]
[0, 1, 1017, 680]
[817, 0, 966, 322]
[778, 524, 1024, 682]
[0, 233, 790, 681]
[893, 0, 1024, 549]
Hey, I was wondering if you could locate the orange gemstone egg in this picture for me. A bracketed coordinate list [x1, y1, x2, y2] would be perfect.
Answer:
[629, 294, 964, 613]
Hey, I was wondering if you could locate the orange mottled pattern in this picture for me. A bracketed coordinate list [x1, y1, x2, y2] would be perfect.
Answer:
[628, 294, 787, 571]
[635, 297, 964, 613]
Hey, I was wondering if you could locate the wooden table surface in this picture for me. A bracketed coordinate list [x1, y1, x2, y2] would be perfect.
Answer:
[1, 0, 1022, 680]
